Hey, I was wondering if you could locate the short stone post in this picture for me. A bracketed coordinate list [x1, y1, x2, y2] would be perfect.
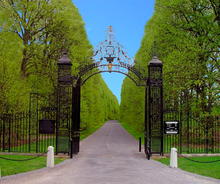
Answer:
[170, 148, 178, 168]
[47, 146, 54, 168]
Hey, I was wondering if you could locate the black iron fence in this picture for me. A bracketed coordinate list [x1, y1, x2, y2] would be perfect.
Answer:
[2, 107, 219, 154]
[163, 109, 220, 154]
[0, 109, 57, 153]
[0, 93, 58, 153]
[1, 93, 220, 155]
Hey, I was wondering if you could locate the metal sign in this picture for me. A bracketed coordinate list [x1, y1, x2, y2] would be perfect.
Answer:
[39, 120, 55, 134]
[164, 121, 179, 134]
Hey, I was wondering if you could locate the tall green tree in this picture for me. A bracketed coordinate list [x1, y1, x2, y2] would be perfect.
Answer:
[120, 0, 220, 131]
[0, 0, 119, 128]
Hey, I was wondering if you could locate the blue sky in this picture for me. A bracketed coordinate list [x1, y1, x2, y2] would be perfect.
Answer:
[72, 0, 155, 103]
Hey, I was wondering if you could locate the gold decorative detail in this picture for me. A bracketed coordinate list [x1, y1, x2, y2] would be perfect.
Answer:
[108, 63, 113, 73]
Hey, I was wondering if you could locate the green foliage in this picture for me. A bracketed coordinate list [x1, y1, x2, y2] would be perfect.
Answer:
[81, 74, 119, 131]
[0, 1, 119, 129]
[120, 77, 145, 133]
[120, 0, 220, 131]
[0, 30, 29, 112]
[153, 0, 220, 114]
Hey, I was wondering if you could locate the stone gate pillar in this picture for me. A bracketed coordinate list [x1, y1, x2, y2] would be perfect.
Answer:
[147, 55, 163, 156]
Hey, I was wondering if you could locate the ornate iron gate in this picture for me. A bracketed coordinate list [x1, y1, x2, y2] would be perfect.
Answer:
[68, 26, 164, 159]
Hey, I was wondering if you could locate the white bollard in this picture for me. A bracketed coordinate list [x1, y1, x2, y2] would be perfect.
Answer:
[170, 148, 178, 168]
[47, 146, 54, 168]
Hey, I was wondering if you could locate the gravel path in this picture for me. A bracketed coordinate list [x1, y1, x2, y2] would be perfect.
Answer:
[0, 120, 219, 184]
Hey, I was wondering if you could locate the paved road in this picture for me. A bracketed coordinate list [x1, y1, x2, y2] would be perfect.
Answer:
[1, 120, 220, 184]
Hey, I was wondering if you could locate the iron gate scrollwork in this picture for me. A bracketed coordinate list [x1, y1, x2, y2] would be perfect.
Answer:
[73, 26, 147, 87]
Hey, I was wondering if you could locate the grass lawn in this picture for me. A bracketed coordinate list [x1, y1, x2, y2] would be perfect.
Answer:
[0, 155, 65, 177]
[155, 156, 220, 179]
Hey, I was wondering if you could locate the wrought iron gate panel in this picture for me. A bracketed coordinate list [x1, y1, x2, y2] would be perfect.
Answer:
[10, 112, 29, 152]
[38, 106, 57, 153]
[71, 79, 81, 155]
[149, 86, 163, 154]
[57, 86, 71, 154]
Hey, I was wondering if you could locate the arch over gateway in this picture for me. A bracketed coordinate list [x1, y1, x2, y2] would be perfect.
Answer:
[73, 26, 147, 87]
[57, 26, 164, 160]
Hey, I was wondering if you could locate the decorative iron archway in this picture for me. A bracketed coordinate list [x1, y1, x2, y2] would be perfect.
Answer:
[73, 26, 147, 87]
[57, 26, 164, 159]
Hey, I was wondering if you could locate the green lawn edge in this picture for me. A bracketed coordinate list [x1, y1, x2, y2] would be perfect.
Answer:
[0, 155, 65, 177]
[155, 157, 220, 180]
